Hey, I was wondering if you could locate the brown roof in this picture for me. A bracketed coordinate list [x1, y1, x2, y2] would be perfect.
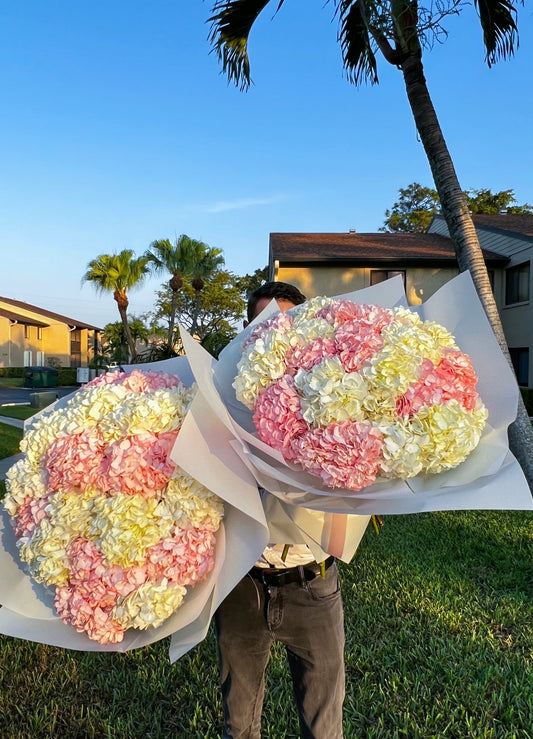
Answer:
[0, 296, 102, 331]
[270, 232, 508, 264]
[0, 307, 49, 327]
[472, 213, 533, 240]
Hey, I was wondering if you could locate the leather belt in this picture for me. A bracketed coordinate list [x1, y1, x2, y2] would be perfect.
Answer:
[249, 556, 334, 587]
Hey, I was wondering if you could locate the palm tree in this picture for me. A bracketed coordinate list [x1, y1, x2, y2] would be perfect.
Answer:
[102, 317, 150, 365]
[82, 249, 149, 361]
[145, 235, 224, 347]
[207, 0, 533, 491]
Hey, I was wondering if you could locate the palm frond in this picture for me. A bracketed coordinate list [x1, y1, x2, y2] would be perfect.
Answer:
[337, 0, 379, 85]
[208, 0, 283, 90]
[474, 0, 519, 66]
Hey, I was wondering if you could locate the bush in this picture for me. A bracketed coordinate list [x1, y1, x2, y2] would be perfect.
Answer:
[57, 368, 77, 386]
[0, 367, 24, 378]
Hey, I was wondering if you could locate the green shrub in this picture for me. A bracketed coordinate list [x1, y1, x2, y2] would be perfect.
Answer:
[57, 368, 77, 386]
[0, 367, 24, 378]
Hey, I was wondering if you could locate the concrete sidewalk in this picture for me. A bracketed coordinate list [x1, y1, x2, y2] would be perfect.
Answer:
[0, 417, 24, 480]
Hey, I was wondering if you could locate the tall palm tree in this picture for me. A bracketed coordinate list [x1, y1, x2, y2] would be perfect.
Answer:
[82, 249, 149, 361]
[145, 235, 224, 346]
[208, 0, 533, 491]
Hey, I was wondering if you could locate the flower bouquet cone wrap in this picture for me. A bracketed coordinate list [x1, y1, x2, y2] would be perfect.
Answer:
[174, 273, 533, 517]
[0, 357, 270, 661]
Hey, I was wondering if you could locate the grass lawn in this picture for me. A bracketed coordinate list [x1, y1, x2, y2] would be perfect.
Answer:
[0, 422, 23, 459]
[0, 406, 36, 421]
[0, 509, 531, 737]
[0, 378, 24, 388]
[0, 407, 532, 736]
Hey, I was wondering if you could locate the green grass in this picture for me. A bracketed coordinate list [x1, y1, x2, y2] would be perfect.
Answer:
[0, 510, 531, 738]
[0, 406, 35, 421]
[0, 422, 23, 459]
[0, 377, 23, 388]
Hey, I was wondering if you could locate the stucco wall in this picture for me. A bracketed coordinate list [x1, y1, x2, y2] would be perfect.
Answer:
[0, 300, 95, 368]
[276, 265, 459, 305]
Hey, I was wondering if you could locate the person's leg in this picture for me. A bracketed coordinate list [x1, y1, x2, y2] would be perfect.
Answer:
[215, 575, 274, 739]
[280, 564, 345, 739]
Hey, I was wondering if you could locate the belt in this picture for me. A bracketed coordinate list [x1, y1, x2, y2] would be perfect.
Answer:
[249, 556, 334, 587]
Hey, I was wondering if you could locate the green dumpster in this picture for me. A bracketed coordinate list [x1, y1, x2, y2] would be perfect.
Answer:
[23, 366, 59, 388]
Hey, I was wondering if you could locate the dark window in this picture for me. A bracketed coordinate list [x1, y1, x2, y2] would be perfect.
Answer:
[487, 270, 495, 291]
[37, 327, 42, 340]
[505, 262, 529, 305]
[24, 325, 30, 339]
[509, 348, 529, 386]
[370, 270, 406, 287]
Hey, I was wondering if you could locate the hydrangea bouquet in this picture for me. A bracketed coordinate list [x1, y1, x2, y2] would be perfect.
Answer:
[235, 298, 488, 492]
[3, 369, 224, 645]
[175, 273, 532, 516]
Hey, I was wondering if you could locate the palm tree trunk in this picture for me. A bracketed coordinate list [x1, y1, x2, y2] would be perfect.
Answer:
[114, 291, 137, 362]
[168, 288, 178, 349]
[190, 290, 202, 338]
[400, 52, 533, 493]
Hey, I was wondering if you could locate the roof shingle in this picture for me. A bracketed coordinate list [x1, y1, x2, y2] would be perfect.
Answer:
[270, 232, 507, 263]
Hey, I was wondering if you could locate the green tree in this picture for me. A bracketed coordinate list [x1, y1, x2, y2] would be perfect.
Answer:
[382, 184, 533, 231]
[101, 318, 150, 365]
[82, 250, 149, 362]
[236, 266, 270, 297]
[145, 235, 224, 352]
[147, 269, 246, 357]
[208, 0, 533, 490]
[465, 188, 533, 215]
[381, 182, 440, 232]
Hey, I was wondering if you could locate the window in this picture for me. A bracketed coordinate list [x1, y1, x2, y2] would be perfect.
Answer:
[509, 348, 529, 387]
[505, 262, 529, 305]
[24, 325, 31, 339]
[370, 270, 406, 287]
[37, 327, 43, 340]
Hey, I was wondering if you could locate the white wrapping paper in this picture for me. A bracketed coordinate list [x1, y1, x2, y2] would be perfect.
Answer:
[175, 272, 533, 515]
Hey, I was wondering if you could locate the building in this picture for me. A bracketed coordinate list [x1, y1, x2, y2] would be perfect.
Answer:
[0, 296, 102, 369]
[269, 214, 533, 387]
[429, 214, 533, 388]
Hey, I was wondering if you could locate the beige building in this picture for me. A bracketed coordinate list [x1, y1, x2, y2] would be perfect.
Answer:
[0, 296, 101, 369]
[269, 214, 533, 387]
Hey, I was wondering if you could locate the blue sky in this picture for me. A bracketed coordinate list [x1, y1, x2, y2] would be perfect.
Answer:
[1, 1, 532, 328]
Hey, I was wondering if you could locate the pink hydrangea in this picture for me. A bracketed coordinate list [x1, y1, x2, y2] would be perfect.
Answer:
[145, 527, 217, 587]
[55, 538, 127, 644]
[44, 428, 108, 492]
[290, 421, 384, 490]
[396, 349, 480, 418]
[253, 376, 307, 460]
[104, 430, 178, 496]
[285, 337, 337, 375]
[14, 496, 50, 538]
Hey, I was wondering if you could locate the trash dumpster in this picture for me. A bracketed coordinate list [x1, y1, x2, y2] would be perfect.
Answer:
[23, 366, 59, 388]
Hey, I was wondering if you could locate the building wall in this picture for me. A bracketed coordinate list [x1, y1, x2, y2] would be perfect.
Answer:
[275, 265, 459, 306]
[0, 300, 96, 368]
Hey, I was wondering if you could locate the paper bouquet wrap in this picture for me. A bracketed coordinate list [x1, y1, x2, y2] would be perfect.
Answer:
[173, 273, 533, 516]
[0, 361, 271, 661]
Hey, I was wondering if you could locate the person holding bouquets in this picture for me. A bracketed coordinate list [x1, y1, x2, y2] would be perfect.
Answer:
[215, 282, 351, 739]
